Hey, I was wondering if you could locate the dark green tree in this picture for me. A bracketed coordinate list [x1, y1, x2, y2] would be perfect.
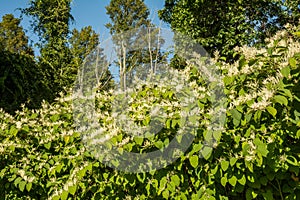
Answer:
[22, 0, 74, 94]
[159, 0, 300, 61]
[0, 15, 46, 112]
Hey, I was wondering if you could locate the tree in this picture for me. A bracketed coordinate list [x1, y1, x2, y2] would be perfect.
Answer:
[69, 26, 100, 66]
[106, 0, 160, 90]
[159, 0, 300, 61]
[0, 14, 47, 113]
[69, 26, 113, 90]
[22, 0, 74, 93]
[0, 14, 33, 55]
[106, 0, 151, 35]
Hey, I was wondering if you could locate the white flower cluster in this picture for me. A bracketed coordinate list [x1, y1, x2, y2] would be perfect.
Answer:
[82, 64, 212, 151]
[223, 27, 300, 111]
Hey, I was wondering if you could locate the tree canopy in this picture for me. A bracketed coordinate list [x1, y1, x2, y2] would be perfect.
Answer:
[0, 14, 33, 55]
[159, 0, 300, 61]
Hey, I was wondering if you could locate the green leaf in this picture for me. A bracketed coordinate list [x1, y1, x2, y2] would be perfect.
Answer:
[262, 190, 274, 200]
[50, 114, 60, 122]
[77, 169, 86, 178]
[260, 176, 268, 186]
[246, 188, 253, 200]
[134, 137, 144, 145]
[273, 95, 288, 106]
[228, 176, 237, 186]
[162, 190, 169, 199]
[44, 142, 51, 150]
[137, 173, 146, 183]
[86, 163, 93, 171]
[281, 66, 290, 78]
[61, 190, 69, 200]
[192, 143, 203, 153]
[289, 57, 297, 68]
[143, 116, 150, 126]
[213, 131, 222, 142]
[286, 155, 298, 166]
[296, 130, 300, 139]
[166, 119, 171, 129]
[159, 177, 167, 192]
[26, 182, 32, 192]
[19, 181, 26, 192]
[266, 106, 277, 117]
[154, 141, 164, 149]
[189, 155, 199, 168]
[245, 161, 253, 172]
[211, 165, 218, 175]
[254, 110, 262, 123]
[221, 160, 229, 172]
[230, 109, 242, 126]
[238, 175, 246, 185]
[201, 146, 213, 160]
[14, 177, 22, 187]
[253, 138, 268, 157]
[221, 176, 227, 187]
[230, 157, 238, 166]
[52, 196, 60, 200]
[0, 169, 6, 178]
[223, 76, 234, 85]
[293, 31, 300, 37]
[171, 119, 179, 128]
[171, 175, 180, 187]
[68, 185, 76, 195]
[9, 126, 18, 136]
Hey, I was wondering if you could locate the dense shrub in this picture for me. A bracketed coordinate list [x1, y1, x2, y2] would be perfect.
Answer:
[1, 26, 300, 199]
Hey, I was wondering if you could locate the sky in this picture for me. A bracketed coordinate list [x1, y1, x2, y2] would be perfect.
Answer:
[0, 0, 168, 45]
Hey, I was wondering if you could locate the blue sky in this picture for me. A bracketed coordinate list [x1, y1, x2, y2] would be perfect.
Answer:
[0, 0, 168, 43]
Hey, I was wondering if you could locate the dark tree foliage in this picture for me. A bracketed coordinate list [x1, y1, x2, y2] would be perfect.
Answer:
[0, 14, 47, 113]
[159, 0, 300, 61]
[0, 50, 47, 113]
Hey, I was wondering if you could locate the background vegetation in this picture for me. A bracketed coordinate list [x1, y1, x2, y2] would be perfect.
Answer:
[0, 0, 300, 199]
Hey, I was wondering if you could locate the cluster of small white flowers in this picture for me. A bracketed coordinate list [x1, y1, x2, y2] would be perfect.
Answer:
[224, 27, 300, 111]
[17, 169, 35, 183]
[82, 63, 212, 151]
[230, 85, 275, 110]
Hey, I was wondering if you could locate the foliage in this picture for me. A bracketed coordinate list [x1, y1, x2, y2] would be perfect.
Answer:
[0, 14, 46, 113]
[69, 26, 100, 65]
[68, 26, 113, 91]
[0, 14, 33, 55]
[105, 0, 151, 35]
[159, 0, 300, 61]
[22, 0, 74, 94]
[1, 27, 300, 199]
[106, 0, 164, 90]
[0, 50, 48, 114]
